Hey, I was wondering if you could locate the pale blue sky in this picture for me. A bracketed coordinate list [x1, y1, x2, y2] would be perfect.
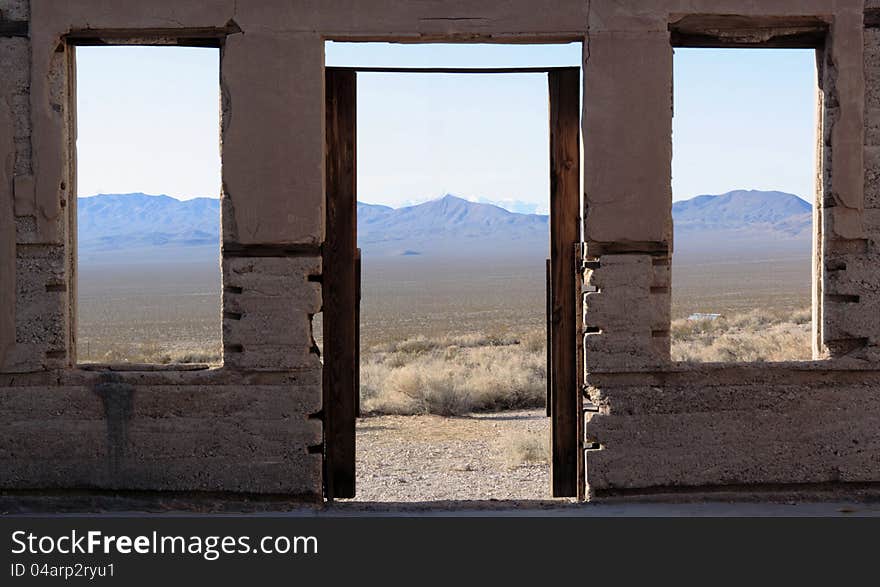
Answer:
[673, 48, 817, 202]
[76, 46, 221, 200]
[75, 43, 817, 210]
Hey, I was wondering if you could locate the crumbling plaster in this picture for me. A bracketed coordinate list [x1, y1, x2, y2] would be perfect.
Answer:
[1, 0, 879, 500]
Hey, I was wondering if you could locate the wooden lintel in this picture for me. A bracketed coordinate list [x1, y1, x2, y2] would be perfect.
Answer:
[222, 243, 322, 258]
[670, 15, 828, 48]
[585, 241, 669, 258]
[0, 20, 28, 37]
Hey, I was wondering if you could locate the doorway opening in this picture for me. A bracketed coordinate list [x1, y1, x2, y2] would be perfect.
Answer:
[322, 43, 583, 502]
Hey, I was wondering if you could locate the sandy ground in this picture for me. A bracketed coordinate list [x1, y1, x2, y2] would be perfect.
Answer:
[345, 408, 560, 502]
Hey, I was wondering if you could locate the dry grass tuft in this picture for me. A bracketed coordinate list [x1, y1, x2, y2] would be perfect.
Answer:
[671, 307, 811, 363]
[361, 331, 546, 416]
[501, 430, 548, 468]
[363, 307, 813, 415]
[81, 343, 222, 365]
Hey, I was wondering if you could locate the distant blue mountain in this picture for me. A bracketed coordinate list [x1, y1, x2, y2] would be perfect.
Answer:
[76, 193, 221, 265]
[673, 189, 811, 236]
[76, 190, 812, 263]
[78, 193, 220, 252]
[357, 194, 549, 253]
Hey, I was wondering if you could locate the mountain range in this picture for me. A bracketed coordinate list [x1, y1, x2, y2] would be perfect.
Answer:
[672, 189, 811, 237]
[76, 190, 812, 264]
[358, 195, 551, 257]
[78, 193, 219, 250]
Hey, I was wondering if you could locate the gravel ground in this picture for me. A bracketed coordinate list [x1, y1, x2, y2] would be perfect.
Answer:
[345, 408, 560, 502]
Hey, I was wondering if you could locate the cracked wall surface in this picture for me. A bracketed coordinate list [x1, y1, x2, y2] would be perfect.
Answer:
[1, 0, 880, 500]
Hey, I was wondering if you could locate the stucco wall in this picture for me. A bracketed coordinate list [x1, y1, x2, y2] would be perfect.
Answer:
[1, 0, 879, 501]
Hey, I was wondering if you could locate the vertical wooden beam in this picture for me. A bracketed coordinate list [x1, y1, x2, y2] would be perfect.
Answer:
[355, 247, 362, 418]
[323, 68, 357, 499]
[548, 68, 581, 498]
[545, 257, 553, 417]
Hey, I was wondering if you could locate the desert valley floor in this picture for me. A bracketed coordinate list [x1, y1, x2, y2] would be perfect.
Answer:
[74, 251, 811, 500]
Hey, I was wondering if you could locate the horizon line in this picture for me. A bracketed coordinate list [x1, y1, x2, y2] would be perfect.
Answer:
[79, 188, 811, 213]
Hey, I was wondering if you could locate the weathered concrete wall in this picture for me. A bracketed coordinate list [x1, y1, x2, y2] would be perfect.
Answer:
[581, 0, 880, 498]
[2, 0, 880, 501]
[0, 0, 596, 499]
[585, 365, 880, 496]
[222, 257, 322, 371]
[0, 369, 322, 495]
[0, 0, 331, 496]
[844, 5, 880, 362]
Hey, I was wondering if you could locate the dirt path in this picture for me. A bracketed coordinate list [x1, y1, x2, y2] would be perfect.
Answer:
[346, 409, 559, 502]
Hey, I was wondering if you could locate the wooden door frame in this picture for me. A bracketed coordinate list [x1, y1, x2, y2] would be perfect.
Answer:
[323, 68, 358, 499]
[548, 68, 583, 498]
[323, 65, 583, 501]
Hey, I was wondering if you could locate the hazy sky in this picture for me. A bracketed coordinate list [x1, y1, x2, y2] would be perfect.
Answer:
[672, 48, 817, 202]
[76, 46, 221, 200]
[75, 43, 817, 210]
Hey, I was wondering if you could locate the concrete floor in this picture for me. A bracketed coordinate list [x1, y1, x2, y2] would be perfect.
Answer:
[3, 496, 880, 517]
[319, 501, 880, 517]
